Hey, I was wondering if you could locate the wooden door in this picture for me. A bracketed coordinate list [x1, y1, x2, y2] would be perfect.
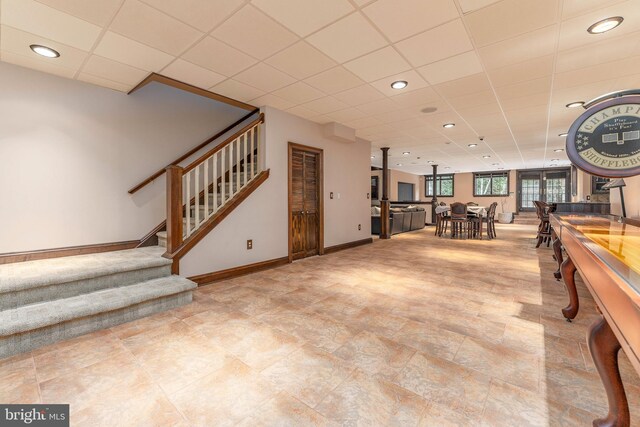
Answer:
[289, 144, 323, 261]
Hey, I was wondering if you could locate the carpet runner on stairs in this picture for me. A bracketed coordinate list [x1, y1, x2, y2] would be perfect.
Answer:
[0, 246, 196, 358]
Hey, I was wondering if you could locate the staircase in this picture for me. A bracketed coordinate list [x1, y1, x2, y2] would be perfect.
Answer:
[514, 211, 540, 225]
[161, 113, 269, 270]
[0, 246, 196, 358]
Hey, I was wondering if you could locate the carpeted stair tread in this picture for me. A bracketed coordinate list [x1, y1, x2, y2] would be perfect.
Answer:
[0, 275, 196, 336]
[0, 246, 170, 293]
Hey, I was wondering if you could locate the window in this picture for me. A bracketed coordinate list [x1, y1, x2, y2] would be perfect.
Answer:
[425, 174, 454, 197]
[371, 176, 379, 199]
[474, 171, 508, 196]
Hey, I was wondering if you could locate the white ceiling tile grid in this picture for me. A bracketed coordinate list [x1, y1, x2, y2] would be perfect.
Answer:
[1, 0, 638, 173]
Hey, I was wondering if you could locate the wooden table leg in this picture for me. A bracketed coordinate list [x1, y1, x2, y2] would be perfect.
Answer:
[560, 255, 579, 321]
[588, 315, 630, 427]
[552, 228, 563, 280]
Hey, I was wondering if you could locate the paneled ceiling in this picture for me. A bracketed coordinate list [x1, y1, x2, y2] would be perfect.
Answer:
[1, 0, 639, 174]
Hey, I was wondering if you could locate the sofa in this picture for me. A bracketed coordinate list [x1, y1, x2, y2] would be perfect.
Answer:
[371, 205, 426, 235]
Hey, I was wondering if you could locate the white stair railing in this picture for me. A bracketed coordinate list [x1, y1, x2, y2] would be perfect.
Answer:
[165, 114, 263, 253]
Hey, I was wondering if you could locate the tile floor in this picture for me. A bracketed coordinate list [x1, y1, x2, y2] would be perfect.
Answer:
[1, 223, 639, 426]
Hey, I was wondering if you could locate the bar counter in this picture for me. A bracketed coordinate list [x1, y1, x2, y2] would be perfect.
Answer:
[550, 214, 640, 426]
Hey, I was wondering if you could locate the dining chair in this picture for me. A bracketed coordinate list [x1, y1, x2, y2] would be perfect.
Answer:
[450, 202, 470, 239]
[483, 202, 498, 239]
[466, 202, 479, 206]
[533, 201, 553, 247]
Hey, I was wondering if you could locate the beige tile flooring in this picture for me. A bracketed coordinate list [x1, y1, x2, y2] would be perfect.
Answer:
[2, 223, 639, 426]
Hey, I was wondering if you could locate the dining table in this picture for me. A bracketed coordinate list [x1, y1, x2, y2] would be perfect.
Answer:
[435, 205, 487, 238]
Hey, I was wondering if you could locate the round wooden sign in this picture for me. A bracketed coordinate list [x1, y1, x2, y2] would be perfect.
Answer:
[566, 95, 640, 178]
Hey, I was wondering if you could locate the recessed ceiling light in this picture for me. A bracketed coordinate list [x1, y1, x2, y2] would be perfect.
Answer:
[444, 166, 451, 169]
[550, 164, 557, 167]
[588, 16, 623, 34]
[427, 160, 435, 164]
[483, 155, 491, 158]
[554, 148, 564, 153]
[558, 132, 568, 137]
[371, 155, 375, 159]
[492, 163, 499, 166]
[497, 167, 504, 170]
[566, 101, 584, 108]
[468, 144, 477, 148]
[391, 80, 408, 90]
[402, 151, 410, 155]
[443, 123, 455, 128]
[30, 44, 60, 58]
[551, 158, 560, 161]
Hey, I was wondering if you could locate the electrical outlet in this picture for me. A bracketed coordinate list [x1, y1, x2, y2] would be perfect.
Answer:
[247, 239, 253, 250]
[358, 224, 361, 230]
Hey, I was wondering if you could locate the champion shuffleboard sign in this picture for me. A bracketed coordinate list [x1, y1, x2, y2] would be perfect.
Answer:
[566, 95, 640, 178]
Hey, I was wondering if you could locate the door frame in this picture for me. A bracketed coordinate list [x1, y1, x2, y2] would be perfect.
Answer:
[516, 167, 571, 213]
[288, 142, 324, 263]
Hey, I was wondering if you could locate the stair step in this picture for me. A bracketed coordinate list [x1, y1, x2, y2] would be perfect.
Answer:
[0, 275, 196, 358]
[0, 247, 171, 310]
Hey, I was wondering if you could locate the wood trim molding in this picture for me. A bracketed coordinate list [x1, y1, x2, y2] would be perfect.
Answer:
[324, 238, 373, 254]
[189, 256, 289, 285]
[0, 241, 139, 265]
[128, 73, 256, 111]
[128, 109, 259, 194]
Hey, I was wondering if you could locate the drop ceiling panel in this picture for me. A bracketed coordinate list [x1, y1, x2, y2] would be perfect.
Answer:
[561, 0, 627, 19]
[343, 46, 411, 82]
[0, 25, 88, 71]
[362, 0, 458, 42]
[271, 81, 325, 104]
[110, 0, 203, 55]
[306, 12, 387, 63]
[478, 25, 559, 70]
[1, 50, 77, 78]
[140, 0, 244, 32]
[487, 55, 555, 87]
[182, 36, 257, 77]
[234, 62, 295, 92]
[434, 73, 492, 99]
[211, 5, 297, 60]
[94, 31, 174, 72]
[210, 79, 265, 102]
[251, 0, 353, 37]
[265, 41, 336, 80]
[35, 0, 123, 26]
[395, 19, 473, 67]
[464, 0, 560, 47]
[555, 31, 640, 73]
[250, 93, 294, 110]
[304, 66, 364, 94]
[1, 0, 102, 50]
[418, 51, 484, 86]
[301, 96, 349, 114]
[333, 84, 385, 106]
[81, 55, 148, 85]
[161, 59, 226, 89]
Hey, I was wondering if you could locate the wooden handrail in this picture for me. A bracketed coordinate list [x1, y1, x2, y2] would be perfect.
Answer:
[183, 113, 264, 174]
[128, 109, 259, 194]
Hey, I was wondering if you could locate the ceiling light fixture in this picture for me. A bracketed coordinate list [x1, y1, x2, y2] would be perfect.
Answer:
[371, 155, 375, 159]
[444, 166, 451, 169]
[391, 80, 408, 90]
[551, 158, 560, 161]
[483, 155, 491, 158]
[427, 160, 435, 164]
[587, 16, 623, 34]
[402, 151, 410, 155]
[443, 123, 455, 128]
[554, 148, 564, 152]
[468, 144, 477, 148]
[566, 101, 584, 108]
[558, 132, 568, 137]
[30, 44, 60, 58]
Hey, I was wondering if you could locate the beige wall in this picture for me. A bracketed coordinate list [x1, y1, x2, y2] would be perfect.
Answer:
[181, 106, 371, 276]
[610, 175, 640, 218]
[0, 61, 248, 253]
[370, 169, 421, 201]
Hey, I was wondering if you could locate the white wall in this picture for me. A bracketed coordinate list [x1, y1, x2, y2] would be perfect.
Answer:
[181, 107, 371, 276]
[610, 175, 640, 218]
[0, 62, 248, 253]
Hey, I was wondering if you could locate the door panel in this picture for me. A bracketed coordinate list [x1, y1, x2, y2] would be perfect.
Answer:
[290, 147, 320, 260]
[517, 168, 570, 212]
